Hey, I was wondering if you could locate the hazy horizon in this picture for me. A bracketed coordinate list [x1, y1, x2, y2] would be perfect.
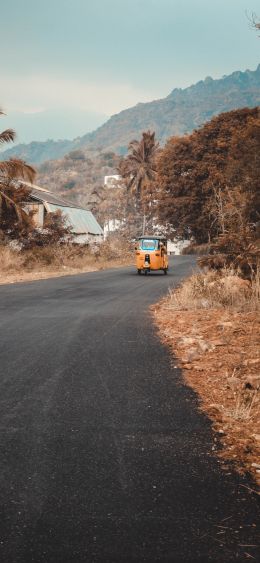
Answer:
[1, 0, 259, 144]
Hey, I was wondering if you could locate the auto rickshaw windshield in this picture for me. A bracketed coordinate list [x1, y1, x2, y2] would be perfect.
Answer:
[139, 239, 159, 250]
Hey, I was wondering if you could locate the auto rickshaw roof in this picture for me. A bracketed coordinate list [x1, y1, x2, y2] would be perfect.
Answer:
[137, 236, 167, 240]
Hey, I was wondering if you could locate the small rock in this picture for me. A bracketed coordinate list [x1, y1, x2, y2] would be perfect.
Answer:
[197, 339, 215, 353]
[178, 336, 198, 346]
[251, 463, 260, 469]
[186, 349, 201, 362]
[227, 377, 241, 389]
[209, 403, 222, 411]
[218, 321, 234, 329]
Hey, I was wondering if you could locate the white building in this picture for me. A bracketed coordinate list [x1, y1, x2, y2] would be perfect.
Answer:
[104, 175, 123, 188]
[167, 239, 190, 255]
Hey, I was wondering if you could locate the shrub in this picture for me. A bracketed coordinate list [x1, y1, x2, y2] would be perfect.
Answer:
[0, 246, 23, 271]
[66, 150, 86, 161]
[168, 269, 259, 312]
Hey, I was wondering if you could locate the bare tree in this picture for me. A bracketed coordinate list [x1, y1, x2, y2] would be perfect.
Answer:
[248, 12, 260, 35]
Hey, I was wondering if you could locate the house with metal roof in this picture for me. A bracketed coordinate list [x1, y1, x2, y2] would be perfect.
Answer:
[20, 181, 103, 244]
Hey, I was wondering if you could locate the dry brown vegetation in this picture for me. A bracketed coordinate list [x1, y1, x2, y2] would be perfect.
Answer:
[157, 108, 259, 253]
[0, 237, 132, 284]
[153, 269, 260, 487]
[37, 149, 121, 211]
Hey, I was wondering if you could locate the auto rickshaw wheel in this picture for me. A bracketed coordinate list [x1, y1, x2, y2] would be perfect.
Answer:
[144, 269, 148, 275]
[137, 269, 141, 275]
[164, 268, 168, 275]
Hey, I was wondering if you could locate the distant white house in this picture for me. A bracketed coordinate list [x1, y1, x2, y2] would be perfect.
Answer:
[103, 218, 123, 239]
[104, 175, 123, 188]
[167, 239, 190, 255]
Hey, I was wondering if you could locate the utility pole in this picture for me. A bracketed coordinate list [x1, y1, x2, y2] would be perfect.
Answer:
[142, 212, 146, 236]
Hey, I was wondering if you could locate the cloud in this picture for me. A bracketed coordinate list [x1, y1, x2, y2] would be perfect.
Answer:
[0, 74, 154, 117]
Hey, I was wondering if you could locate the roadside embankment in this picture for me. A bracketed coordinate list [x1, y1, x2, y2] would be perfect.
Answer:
[153, 269, 260, 487]
[0, 240, 132, 284]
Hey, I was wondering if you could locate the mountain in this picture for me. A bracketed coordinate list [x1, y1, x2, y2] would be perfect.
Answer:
[1, 65, 260, 164]
[79, 65, 260, 152]
[0, 139, 76, 164]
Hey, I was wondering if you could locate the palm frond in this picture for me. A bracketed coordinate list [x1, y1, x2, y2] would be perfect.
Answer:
[0, 190, 25, 223]
[0, 158, 36, 183]
[0, 128, 16, 145]
[119, 130, 159, 200]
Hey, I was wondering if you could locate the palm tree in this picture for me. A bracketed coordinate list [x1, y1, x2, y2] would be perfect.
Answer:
[0, 110, 36, 225]
[118, 130, 159, 234]
[119, 130, 159, 197]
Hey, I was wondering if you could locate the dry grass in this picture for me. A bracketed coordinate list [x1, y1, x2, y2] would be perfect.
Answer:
[225, 390, 258, 422]
[168, 269, 259, 312]
[181, 242, 211, 255]
[0, 239, 132, 284]
[0, 246, 24, 271]
[153, 269, 260, 486]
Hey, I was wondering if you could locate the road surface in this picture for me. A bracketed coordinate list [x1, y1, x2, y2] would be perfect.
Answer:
[0, 256, 259, 562]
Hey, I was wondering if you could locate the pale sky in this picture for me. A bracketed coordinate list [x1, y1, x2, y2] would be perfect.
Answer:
[0, 0, 259, 143]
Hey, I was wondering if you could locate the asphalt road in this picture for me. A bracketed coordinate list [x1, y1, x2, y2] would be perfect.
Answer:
[0, 256, 259, 563]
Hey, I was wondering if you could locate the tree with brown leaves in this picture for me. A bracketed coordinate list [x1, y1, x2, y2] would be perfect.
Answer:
[157, 107, 259, 243]
[157, 107, 260, 275]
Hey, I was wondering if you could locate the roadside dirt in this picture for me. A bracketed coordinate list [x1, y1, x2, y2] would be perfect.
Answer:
[0, 259, 132, 285]
[153, 298, 260, 489]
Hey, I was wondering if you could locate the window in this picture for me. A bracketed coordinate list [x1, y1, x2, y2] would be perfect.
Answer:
[140, 239, 159, 250]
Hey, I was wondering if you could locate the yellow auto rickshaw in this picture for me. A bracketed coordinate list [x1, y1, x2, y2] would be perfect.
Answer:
[135, 236, 168, 275]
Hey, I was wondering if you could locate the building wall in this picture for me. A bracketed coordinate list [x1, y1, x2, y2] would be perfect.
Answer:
[167, 239, 190, 255]
[104, 175, 122, 188]
[22, 202, 44, 227]
[72, 233, 103, 245]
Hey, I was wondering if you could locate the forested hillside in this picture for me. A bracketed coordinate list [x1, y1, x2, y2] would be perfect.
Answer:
[37, 149, 121, 209]
[1, 66, 259, 164]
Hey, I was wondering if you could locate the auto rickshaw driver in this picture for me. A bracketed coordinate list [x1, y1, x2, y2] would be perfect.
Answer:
[159, 240, 167, 256]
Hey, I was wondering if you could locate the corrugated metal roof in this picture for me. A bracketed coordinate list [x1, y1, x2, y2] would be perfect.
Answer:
[15, 180, 103, 236]
[138, 236, 167, 240]
[30, 187, 83, 208]
[46, 203, 103, 236]
[17, 180, 88, 210]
